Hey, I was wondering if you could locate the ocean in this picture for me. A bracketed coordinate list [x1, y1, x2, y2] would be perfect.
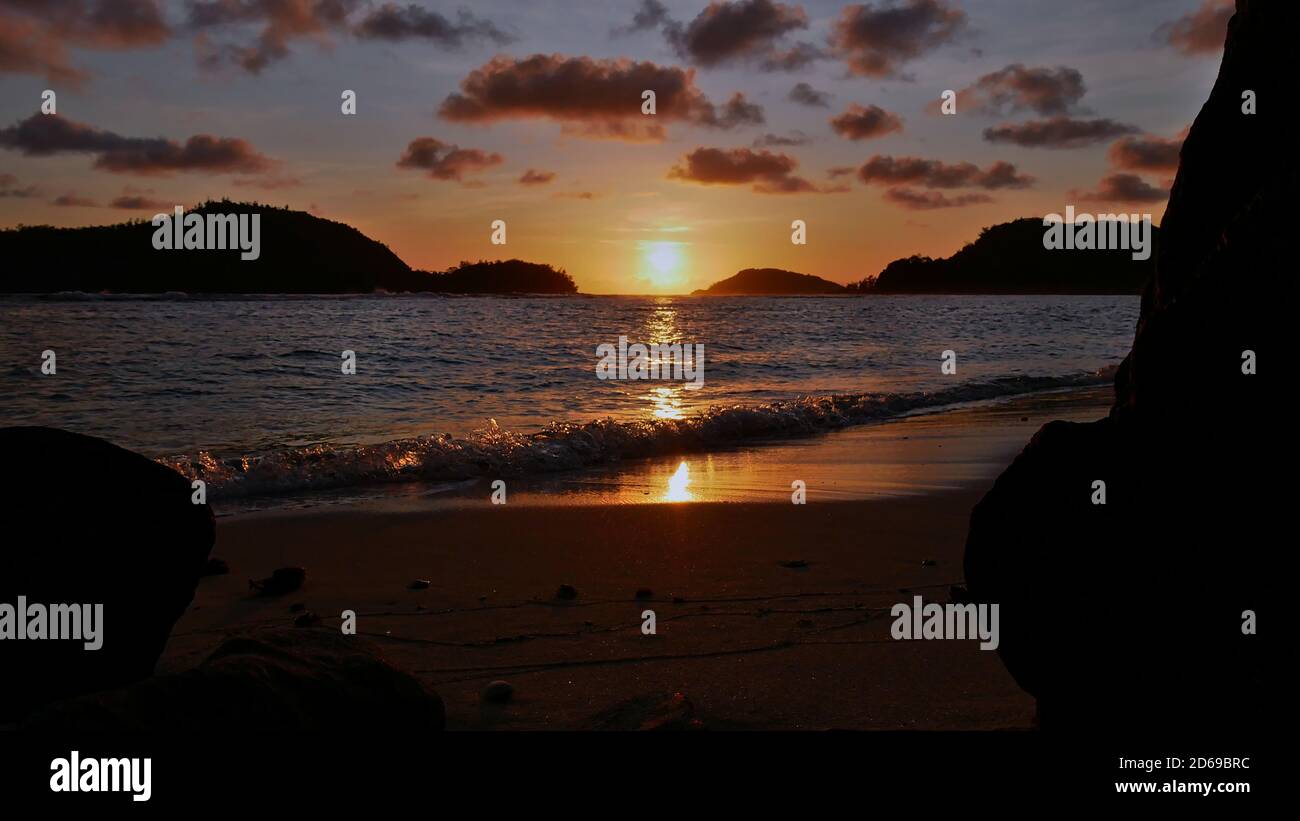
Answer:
[1, 293, 1139, 507]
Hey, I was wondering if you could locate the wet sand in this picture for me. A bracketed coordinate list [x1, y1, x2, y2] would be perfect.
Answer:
[162, 389, 1111, 730]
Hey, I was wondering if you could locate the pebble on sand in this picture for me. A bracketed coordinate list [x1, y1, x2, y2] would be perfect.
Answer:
[250, 567, 306, 596]
[483, 680, 514, 704]
[408, 579, 431, 590]
[634, 588, 653, 599]
[555, 584, 579, 601]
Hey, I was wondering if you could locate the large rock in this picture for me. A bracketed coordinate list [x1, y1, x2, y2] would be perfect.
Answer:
[0, 427, 215, 721]
[964, 0, 1279, 732]
[21, 630, 445, 732]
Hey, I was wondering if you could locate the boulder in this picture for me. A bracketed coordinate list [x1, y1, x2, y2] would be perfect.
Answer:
[22, 630, 445, 732]
[964, 0, 1279, 732]
[0, 427, 215, 721]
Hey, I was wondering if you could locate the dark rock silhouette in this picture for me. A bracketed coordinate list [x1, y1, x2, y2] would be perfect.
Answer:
[692, 267, 847, 295]
[0, 427, 215, 721]
[964, 0, 1277, 733]
[0, 202, 578, 294]
[867, 217, 1158, 294]
[22, 630, 446, 732]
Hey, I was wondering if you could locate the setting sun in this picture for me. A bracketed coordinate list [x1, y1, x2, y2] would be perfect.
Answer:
[640, 241, 687, 290]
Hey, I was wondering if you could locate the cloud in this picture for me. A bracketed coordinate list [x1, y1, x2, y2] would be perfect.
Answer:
[830, 103, 903, 140]
[788, 81, 830, 107]
[518, 168, 556, 186]
[664, 0, 812, 70]
[188, 0, 358, 73]
[611, 0, 671, 36]
[52, 192, 99, 207]
[0, 0, 164, 85]
[933, 63, 1087, 116]
[753, 130, 811, 147]
[0, 171, 39, 197]
[437, 54, 764, 141]
[1107, 132, 1184, 171]
[668, 146, 827, 193]
[0, 113, 274, 175]
[830, 0, 967, 77]
[1072, 173, 1168, 204]
[982, 116, 1138, 148]
[232, 173, 303, 189]
[882, 187, 993, 210]
[353, 3, 511, 45]
[1156, 0, 1232, 56]
[856, 155, 1034, 189]
[396, 137, 503, 182]
[0, 12, 84, 84]
[109, 193, 168, 209]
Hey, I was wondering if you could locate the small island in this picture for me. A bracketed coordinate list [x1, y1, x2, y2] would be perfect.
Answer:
[861, 217, 1158, 294]
[0, 201, 578, 295]
[692, 267, 847, 295]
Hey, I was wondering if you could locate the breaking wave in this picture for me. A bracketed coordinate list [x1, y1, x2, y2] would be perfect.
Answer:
[158, 369, 1115, 503]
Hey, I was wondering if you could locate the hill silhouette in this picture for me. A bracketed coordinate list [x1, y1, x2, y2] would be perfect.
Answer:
[863, 217, 1159, 294]
[0, 201, 577, 294]
[693, 267, 847, 295]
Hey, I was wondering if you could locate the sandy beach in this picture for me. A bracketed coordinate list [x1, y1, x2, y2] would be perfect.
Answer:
[162, 389, 1111, 730]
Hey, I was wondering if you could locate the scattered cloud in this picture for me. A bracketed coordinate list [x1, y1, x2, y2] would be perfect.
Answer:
[983, 116, 1138, 148]
[0, 113, 273, 175]
[856, 155, 1034, 189]
[829, 0, 967, 78]
[883, 187, 993, 209]
[396, 137, 503, 182]
[753, 130, 811, 147]
[610, 0, 671, 37]
[668, 145, 836, 194]
[1156, 0, 1232, 56]
[51, 192, 98, 207]
[1072, 172, 1168, 203]
[0, 171, 39, 197]
[437, 54, 764, 141]
[1107, 131, 1184, 171]
[788, 81, 831, 107]
[353, 3, 512, 45]
[109, 193, 168, 209]
[518, 168, 556, 186]
[932, 64, 1087, 116]
[830, 103, 903, 140]
[188, 0, 358, 74]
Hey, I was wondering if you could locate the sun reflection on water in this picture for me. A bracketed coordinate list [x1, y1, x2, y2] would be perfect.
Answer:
[664, 460, 693, 502]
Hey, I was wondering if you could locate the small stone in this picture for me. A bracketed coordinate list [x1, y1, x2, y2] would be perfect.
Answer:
[555, 584, 579, 601]
[249, 566, 305, 596]
[921, 559, 937, 567]
[1020, 416, 1029, 422]
[483, 680, 514, 704]
[634, 588, 653, 599]
[408, 579, 431, 590]
[293, 611, 321, 628]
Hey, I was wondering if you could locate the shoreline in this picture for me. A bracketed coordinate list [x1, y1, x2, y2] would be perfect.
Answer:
[164, 387, 1113, 730]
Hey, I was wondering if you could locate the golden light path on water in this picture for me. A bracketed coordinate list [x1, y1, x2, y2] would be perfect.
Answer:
[664, 461, 693, 502]
[640, 299, 689, 420]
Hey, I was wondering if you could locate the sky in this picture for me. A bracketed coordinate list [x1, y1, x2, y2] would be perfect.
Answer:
[0, 0, 1231, 293]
